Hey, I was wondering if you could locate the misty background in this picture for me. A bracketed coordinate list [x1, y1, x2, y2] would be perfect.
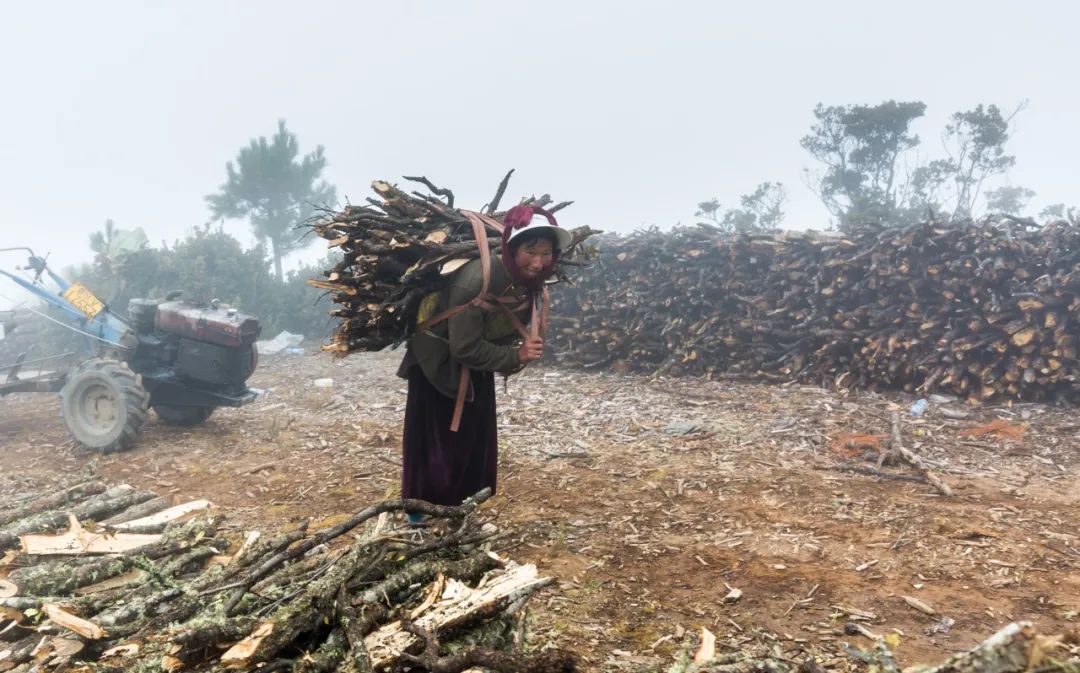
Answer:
[1, 1, 1076, 303]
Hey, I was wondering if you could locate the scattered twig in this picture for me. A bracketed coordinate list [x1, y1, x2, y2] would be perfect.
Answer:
[814, 464, 926, 484]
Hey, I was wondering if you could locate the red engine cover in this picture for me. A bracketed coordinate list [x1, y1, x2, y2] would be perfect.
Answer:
[155, 301, 261, 348]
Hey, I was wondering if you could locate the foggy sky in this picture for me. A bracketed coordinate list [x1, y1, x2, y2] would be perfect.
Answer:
[1, 1, 1077, 300]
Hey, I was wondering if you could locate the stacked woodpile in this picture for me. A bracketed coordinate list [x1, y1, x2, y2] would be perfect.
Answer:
[307, 172, 598, 354]
[0, 481, 571, 673]
[551, 218, 1080, 403]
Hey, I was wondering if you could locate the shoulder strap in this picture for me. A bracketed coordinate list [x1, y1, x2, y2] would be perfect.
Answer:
[416, 210, 504, 333]
[413, 210, 548, 432]
[467, 211, 493, 296]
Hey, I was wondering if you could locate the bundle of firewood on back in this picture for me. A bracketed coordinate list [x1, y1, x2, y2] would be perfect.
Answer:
[307, 171, 599, 355]
[551, 217, 1080, 403]
[0, 481, 574, 673]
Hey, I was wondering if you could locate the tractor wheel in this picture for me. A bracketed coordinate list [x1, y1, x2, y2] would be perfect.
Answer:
[153, 405, 215, 427]
[60, 358, 150, 454]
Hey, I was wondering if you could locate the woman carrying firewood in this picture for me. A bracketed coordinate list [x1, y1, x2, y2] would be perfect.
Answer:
[397, 205, 572, 523]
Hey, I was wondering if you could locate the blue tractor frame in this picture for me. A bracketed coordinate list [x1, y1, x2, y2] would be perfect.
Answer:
[1, 247, 260, 452]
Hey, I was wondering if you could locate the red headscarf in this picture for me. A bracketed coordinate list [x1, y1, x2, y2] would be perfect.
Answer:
[500, 204, 562, 290]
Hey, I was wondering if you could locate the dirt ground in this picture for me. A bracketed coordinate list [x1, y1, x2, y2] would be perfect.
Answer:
[2, 349, 1079, 671]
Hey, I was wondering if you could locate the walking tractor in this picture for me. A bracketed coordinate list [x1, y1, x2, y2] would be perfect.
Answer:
[0, 247, 261, 453]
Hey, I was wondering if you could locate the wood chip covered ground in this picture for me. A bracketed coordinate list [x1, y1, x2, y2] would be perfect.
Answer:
[2, 348, 1079, 671]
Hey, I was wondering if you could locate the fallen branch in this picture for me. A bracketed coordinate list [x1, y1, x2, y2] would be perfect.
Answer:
[20, 514, 161, 555]
[902, 621, 1071, 673]
[890, 414, 953, 496]
[220, 489, 491, 615]
[814, 464, 926, 484]
[43, 603, 106, 639]
[878, 412, 903, 469]
[364, 563, 554, 670]
[107, 499, 212, 533]
[399, 618, 579, 673]
[0, 481, 107, 528]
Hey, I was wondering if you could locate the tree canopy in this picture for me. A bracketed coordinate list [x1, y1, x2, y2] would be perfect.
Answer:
[800, 100, 926, 229]
[800, 100, 1032, 230]
[910, 103, 1027, 219]
[206, 120, 336, 281]
[697, 182, 787, 235]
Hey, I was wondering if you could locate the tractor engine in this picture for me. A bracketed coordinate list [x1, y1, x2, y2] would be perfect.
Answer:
[3, 242, 266, 452]
[129, 299, 260, 393]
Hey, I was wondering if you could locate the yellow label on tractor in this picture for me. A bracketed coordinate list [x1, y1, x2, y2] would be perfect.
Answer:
[62, 282, 106, 319]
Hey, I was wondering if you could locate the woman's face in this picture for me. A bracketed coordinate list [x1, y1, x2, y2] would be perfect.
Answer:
[513, 238, 555, 279]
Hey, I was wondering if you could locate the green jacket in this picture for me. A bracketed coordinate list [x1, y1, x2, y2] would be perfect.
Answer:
[397, 257, 528, 399]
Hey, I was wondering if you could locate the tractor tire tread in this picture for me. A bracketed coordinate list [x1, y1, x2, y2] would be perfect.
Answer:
[60, 358, 150, 454]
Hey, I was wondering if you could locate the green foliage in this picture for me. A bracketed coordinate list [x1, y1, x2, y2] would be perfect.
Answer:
[910, 103, 1027, 218]
[72, 228, 271, 324]
[802, 100, 1035, 228]
[55, 227, 335, 344]
[271, 257, 341, 337]
[158, 229, 272, 312]
[206, 120, 336, 281]
[985, 186, 1037, 215]
[696, 182, 787, 235]
[3, 229, 327, 368]
[89, 219, 149, 265]
[86, 219, 149, 302]
[1040, 203, 1079, 222]
[801, 100, 926, 229]
[695, 197, 722, 222]
[723, 182, 786, 233]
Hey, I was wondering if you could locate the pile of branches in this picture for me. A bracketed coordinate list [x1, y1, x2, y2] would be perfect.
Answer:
[0, 481, 572, 673]
[551, 218, 1080, 403]
[307, 171, 598, 354]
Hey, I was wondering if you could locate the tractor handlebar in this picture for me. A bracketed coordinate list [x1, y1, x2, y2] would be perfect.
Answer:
[0, 248, 46, 281]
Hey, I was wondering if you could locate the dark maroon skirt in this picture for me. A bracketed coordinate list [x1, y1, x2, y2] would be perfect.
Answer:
[401, 366, 498, 506]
